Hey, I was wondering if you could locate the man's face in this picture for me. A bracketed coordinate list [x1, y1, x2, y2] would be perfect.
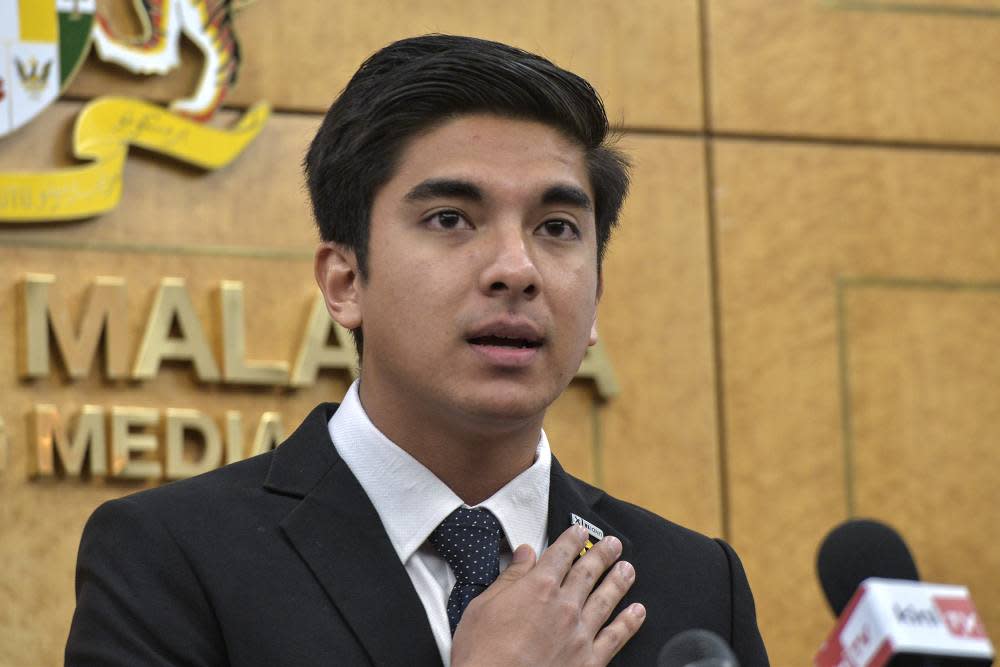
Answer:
[325, 114, 601, 432]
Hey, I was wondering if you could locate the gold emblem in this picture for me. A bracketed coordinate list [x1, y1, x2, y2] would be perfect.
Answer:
[571, 513, 605, 557]
[14, 57, 52, 97]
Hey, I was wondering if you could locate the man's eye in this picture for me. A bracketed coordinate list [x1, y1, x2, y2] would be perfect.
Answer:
[425, 210, 471, 230]
[538, 219, 580, 239]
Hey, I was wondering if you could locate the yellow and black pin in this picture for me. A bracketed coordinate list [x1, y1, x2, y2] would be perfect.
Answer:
[570, 513, 605, 558]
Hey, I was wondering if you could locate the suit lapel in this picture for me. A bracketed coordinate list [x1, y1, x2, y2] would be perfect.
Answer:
[547, 457, 634, 565]
[266, 404, 442, 667]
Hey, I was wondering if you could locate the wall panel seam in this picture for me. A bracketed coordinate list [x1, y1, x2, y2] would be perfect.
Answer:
[698, 0, 731, 541]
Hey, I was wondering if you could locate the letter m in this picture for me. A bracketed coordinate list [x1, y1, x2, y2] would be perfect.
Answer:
[19, 274, 128, 379]
[29, 405, 107, 478]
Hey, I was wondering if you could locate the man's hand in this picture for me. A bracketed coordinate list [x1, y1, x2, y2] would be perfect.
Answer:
[450, 524, 645, 667]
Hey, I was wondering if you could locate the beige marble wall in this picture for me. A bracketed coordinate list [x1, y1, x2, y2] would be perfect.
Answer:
[3, 1, 999, 664]
[715, 140, 1000, 663]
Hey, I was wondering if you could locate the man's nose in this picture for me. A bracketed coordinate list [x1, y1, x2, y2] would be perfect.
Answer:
[478, 226, 542, 299]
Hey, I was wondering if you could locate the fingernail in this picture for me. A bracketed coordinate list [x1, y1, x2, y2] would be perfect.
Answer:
[617, 560, 634, 581]
[512, 544, 533, 563]
[575, 525, 589, 539]
[605, 535, 622, 557]
[630, 603, 646, 619]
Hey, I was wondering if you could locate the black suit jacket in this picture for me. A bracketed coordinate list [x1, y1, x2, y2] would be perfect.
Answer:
[66, 403, 769, 666]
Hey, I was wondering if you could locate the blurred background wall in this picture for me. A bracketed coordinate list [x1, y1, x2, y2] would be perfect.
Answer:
[0, 1, 998, 664]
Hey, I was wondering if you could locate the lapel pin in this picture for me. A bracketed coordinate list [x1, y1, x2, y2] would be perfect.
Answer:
[570, 513, 605, 557]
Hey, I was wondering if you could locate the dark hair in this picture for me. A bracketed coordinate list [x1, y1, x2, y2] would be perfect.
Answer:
[304, 34, 630, 356]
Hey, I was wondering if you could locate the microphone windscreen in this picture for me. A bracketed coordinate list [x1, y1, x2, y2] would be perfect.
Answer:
[816, 518, 920, 616]
[657, 628, 739, 667]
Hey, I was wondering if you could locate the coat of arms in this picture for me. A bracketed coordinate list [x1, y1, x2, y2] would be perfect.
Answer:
[0, 0, 268, 222]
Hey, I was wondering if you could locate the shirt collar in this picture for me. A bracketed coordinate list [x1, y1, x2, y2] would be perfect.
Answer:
[329, 380, 550, 563]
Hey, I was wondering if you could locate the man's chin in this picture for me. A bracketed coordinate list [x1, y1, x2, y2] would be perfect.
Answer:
[454, 385, 560, 427]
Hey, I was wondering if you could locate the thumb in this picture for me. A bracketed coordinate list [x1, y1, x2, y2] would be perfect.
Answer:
[497, 544, 536, 583]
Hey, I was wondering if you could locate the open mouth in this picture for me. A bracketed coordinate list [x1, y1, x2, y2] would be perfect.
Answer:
[467, 335, 543, 349]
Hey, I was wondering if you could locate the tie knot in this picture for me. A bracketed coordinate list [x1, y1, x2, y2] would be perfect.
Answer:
[428, 507, 503, 585]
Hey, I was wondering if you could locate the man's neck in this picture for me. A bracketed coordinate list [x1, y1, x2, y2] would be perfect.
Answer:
[357, 383, 543, 505]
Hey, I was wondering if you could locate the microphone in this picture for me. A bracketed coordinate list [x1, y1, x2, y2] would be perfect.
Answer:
[818, 518, 920, 617]
[658, 628, 739, 667]
[814, 519, 994, 667]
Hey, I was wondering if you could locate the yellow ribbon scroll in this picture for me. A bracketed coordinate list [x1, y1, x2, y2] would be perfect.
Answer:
[0, 97, 270, 222]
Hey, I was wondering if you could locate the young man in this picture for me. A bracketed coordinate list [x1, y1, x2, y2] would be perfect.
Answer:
[66, 35, 769, 666]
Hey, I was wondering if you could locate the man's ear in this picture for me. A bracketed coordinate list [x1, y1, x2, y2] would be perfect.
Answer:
[314, 242, 363, 330]
[589, 273, 603, 347]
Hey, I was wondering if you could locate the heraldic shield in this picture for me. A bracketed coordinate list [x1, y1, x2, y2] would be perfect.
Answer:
[0, 0, 94, 137]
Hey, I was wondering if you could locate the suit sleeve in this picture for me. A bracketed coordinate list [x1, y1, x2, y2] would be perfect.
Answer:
[715, 538, 770, 667]
[65, 496, 227, 666]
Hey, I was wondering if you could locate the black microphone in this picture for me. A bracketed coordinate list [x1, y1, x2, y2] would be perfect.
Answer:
[657, 629, 739, 667]
[814, 519, 994, 667]
[817, 518, 920, 616]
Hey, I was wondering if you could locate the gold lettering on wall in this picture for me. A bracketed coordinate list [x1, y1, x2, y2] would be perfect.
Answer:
[14, 275, 611, 394]
[19, 274, 129, 379]
[219, 281, 291, 385]
[291, 293, 358, 386]
[6, 273, 620, 483]
[109, 406, 162, 479]
[250, 411, 284, 458]
[28, 404, 107, 478]
[164, 408, 223, 479]
[22, 405, 286, 480]
[133, 278, 222, 382]
[577, 339, 620, 399]
[224, 410, 285, 464]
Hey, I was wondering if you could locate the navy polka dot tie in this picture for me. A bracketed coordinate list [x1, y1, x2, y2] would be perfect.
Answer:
[428, 507, 503, 634]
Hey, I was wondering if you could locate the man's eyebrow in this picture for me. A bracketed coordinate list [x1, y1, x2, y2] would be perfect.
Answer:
[404, 179, 592, 211]
[541, 184, 592, 211]
[404, 179, 483, 203]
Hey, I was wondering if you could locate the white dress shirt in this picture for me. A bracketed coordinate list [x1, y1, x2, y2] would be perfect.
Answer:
[328, 380, 551, 666]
